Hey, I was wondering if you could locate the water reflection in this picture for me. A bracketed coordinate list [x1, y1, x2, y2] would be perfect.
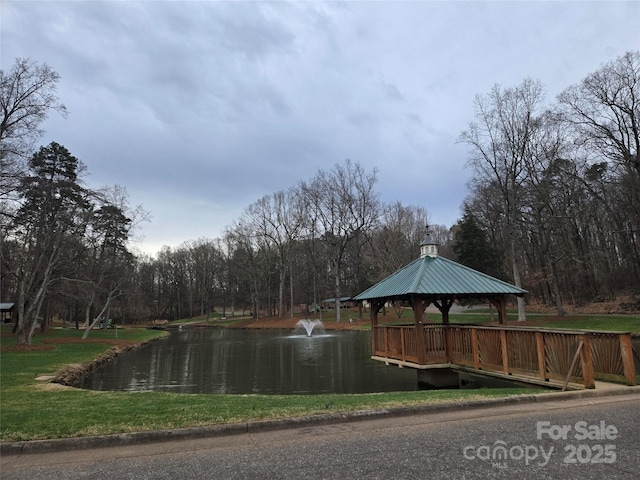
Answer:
[80, 329, 419, 395]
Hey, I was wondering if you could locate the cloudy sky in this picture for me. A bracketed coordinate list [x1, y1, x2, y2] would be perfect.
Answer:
[2, 1, 639, 256]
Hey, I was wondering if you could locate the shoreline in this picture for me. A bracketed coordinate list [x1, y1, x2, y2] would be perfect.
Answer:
[52, 332, 169, 388]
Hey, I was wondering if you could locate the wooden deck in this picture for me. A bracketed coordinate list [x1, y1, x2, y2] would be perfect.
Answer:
[372, 324, 638, 389]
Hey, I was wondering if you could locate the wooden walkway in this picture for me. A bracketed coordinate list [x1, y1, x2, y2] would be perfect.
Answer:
[372, 324, 638, 389]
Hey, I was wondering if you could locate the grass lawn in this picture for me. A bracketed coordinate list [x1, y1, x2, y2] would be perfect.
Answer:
[516, 315, 640, 332]
[379, 308, 640, 332]
[0, 325, 542, 442]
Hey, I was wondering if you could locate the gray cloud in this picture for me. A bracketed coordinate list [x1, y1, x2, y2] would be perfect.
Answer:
[2, 0, 639, 255]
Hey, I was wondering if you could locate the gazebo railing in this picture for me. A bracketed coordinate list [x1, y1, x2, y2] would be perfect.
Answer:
[372, 324, 637, 388]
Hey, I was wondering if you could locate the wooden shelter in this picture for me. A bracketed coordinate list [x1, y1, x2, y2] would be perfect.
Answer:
[354, 231, 527, 329]
[1, 303, 15, 324]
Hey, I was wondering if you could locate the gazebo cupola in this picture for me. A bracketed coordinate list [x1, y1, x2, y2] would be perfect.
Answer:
[420, 226, 438, 258]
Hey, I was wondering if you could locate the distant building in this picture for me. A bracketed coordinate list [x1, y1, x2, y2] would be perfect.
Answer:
[1, 303, 15, 323]
[320, 297, 356, 309]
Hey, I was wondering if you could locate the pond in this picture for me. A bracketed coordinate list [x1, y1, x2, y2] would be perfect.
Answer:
[80, 328, 421, 395]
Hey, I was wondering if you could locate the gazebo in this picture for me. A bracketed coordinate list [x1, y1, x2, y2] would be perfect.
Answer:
[353, 230, 527, 384]
[354, 230, 527, 328]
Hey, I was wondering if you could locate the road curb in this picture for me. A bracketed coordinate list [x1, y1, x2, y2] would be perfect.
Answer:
[3, 385, 639, 456]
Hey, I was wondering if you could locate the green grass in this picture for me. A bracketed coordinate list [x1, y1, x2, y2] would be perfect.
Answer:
[516, 315, 640, 332]
[379, 310, 640, 332]
[1, 385, 540, 442]
[1, 325, 542, 442]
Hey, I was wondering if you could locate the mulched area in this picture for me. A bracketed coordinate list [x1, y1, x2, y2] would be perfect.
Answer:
[41, 337, 139, 345]
[229, 313, 397, 330]
[1, 344, 54, 352]
[0, 335, 139, 352]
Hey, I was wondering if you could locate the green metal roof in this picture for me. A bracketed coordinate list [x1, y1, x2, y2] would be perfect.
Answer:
[353, 255, 527, 300]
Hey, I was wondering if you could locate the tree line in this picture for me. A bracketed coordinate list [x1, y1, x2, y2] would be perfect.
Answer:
[459, 51, 640, 318]
[2, 51, 639, 344]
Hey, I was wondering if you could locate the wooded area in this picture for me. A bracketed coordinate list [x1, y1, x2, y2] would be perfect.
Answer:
[1, 52, 639, 344]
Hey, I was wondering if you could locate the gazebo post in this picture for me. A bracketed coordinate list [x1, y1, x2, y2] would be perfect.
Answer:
[412, 296, 428, 364]
[489, 297, 508, 324]
[370, 299, 384, 356]
[434, 298, 454, 325]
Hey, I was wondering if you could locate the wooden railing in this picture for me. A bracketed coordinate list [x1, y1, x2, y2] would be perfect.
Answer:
[372, 324, 638, 388]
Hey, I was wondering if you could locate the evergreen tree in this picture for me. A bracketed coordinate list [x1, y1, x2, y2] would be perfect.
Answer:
[452, 207, 502, 279]
[7, 142, 89, 344]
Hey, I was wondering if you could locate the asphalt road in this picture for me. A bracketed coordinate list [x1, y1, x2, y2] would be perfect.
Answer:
[2, 392, 639, 480]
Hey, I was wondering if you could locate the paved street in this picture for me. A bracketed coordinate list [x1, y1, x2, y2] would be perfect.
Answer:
[2, 392, 639, 479]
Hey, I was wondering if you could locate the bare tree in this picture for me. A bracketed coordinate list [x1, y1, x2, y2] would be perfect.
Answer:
[372, 202, 429, 277]
[517, 112, 573, 315]
[556, 51, 640, 177]
[246, 188, 305, 317]
[301, 160, 379, 322]
[225, 219, 263, 318]
[459, 79, 546, 321]
[1, 58, 67, 201]
[81, 192, 136, 338]
[185, 238, 223, 319]
[555, 50, 640, 278]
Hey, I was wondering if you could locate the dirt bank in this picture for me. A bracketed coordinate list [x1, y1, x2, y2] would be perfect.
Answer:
[53, 335, 168, 387]
[229, 315, 371, 330]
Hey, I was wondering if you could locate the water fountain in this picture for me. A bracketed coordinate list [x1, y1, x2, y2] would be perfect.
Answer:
[295, 319, 324, 336]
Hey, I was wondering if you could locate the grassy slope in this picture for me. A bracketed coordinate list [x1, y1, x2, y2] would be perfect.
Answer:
[0, 325, 540, 442]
